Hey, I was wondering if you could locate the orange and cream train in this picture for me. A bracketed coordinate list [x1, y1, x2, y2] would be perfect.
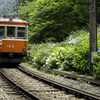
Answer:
[0, 15, 28, 64]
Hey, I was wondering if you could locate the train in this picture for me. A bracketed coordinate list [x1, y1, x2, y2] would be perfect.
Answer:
[0, 15, 28, 64]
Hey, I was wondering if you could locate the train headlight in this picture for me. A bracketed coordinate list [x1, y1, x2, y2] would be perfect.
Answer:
[9, 53, 14, 57]
[23, 47, 26, 52]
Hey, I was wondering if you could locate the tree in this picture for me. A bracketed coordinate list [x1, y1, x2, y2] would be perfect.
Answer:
[0, 0, 16, 15]
[0, 0, 7, 6]
[19, 0, 100, 43]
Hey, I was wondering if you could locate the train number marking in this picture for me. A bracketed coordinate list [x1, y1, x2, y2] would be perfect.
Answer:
[7, 44, 14, 48]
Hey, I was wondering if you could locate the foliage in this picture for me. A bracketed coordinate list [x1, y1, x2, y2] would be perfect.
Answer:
[72, 33, 89, 74]
[0, 0, 16, 15]
[27, 42, 58, 68]
[19, 0, 94, 43]
[46, 47, 68, 69]
[19, 0, 100, 78]
[93, 29, 100, 79]
[0, 0, 7, 6]
[0, 0, 33, 15]
[93, 54, 100, 79]
[27, 29, 89, 73]
[27, 26, 100, 79]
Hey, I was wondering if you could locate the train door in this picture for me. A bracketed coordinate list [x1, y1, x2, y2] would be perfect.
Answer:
[0, 26, 5, 52]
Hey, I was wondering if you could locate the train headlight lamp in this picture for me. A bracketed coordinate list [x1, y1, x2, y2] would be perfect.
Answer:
[23, 47, 26, 52]
[9, 53, 14, 57]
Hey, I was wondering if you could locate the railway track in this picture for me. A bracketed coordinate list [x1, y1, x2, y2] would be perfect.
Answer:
[27, 61, 100, 85]
[49, 69, 100, 86]
[18, 65, 100, 100]
[1, 67, 85, 100]
[0, 69, 40, 100]
[1, 64, 100, 100]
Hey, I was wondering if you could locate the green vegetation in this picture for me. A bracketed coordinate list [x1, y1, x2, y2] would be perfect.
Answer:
[19, 0, 92, 43]
[1, 0, 99, 78]
[93, 54, 100, 79]
[26, 27, 100, 79]
[93, 27, 100, 79]
[0, 0, 7, 6]
[0, 0, 16, 15]
[19, 0, 100, 79]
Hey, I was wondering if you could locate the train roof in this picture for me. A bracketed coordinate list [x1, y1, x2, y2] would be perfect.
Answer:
[0, 15, 28, 26]
[0, 17, 27, 22]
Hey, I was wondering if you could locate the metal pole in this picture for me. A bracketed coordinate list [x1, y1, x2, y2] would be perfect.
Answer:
[89, 0, 97, 75]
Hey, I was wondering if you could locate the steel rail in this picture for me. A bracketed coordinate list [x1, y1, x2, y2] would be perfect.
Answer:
[18, 66, 100, 100]
[0, 69, 40, 100]
[49, 69, 100, 86]
[26, 61, 100, 86]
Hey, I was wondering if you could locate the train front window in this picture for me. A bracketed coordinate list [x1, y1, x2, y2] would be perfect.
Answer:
[7, 27, 15, 39]
[0, 26, 5, 39]
[17, 27, 25, 39]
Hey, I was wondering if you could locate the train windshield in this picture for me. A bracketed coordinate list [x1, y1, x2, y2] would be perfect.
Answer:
[6, 27, 25, 39]
[0, 26, 5, 39]
[7, 27, 15, 38]
[17, 27, 25, 39]
[0, 26, 27, 39]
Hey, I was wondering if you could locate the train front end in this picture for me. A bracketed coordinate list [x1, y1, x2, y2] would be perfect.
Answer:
[0, 16, 28, 64]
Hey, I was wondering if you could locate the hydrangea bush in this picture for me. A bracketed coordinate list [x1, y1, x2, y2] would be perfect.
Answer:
[93, 27, 100, 79]
[27, 27, 100, 78]
[93, 54, 100, 79]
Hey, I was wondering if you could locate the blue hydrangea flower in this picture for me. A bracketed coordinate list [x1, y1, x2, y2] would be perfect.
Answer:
[71, 51, 74, 54]
[98, 49, 100, 52]
[79, 49, 82, 52]
[37, 56, 39, 58]
[52, 58, 55, 61]
[43, 64, 45, 67]
[29, 53, 32, 56]
[80, 43, 83, 46]
[64, 60, 67, 63]
[53, 44, 56, 47]
[73, 39, 77, 44]
[68, 38, 71, 41]
[70, 60, 73, 62]
[69, 56, 72, 58]
[33, 63, 37, 66]
[69, 55, 74, 58]
[87, 66, 89, 70]
[45, 52, 48, 54]
[37, 54, 40, 56]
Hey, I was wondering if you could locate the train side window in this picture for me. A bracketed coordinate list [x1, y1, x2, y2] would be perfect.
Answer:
[7, 27, 15, 39]
[0, 26, 5, 39]
[17, 27, 25, 39]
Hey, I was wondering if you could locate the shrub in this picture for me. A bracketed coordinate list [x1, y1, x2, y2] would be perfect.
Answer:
[45, 47, 68, 69]
[73, 36, 89, 74]
[28, 43, 57, 68]
[27, 28, 100, 78]
[93, 54, 100, 79]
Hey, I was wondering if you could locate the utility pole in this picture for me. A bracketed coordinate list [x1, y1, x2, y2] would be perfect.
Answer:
[89, 0, 97, 75]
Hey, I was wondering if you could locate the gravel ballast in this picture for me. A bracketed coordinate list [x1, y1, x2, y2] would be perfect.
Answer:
[19, 64, 100, 96]
[1, 63, 100, 100]
[2, 68, 84, 100]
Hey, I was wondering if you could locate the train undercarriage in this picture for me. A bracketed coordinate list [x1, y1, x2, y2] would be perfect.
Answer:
[0, 53, 27, 63]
